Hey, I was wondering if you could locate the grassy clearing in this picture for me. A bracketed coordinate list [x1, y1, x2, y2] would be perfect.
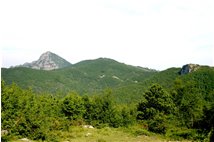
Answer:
[10, 125, 191, 142]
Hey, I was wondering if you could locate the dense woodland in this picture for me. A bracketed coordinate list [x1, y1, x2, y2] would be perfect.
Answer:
[1, 62, 214, 141]
[1, 58, 156, 94]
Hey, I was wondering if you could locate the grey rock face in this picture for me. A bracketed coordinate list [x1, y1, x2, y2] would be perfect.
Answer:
[20, 51, 71, 70]
[179, 64, 200, 75]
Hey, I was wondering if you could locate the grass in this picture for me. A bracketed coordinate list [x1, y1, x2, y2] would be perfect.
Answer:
[10, 125, 191, 142]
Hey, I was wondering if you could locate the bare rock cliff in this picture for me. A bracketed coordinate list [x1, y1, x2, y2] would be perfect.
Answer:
[21, 51, 71, 70]
[179, 64, 200, 75]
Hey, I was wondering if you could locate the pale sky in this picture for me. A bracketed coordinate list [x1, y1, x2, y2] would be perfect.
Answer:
[0, 0, 214, 70]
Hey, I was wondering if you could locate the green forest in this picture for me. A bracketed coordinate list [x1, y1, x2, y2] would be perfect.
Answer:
[1, 80, 214, 141]
[1, 61, 214, 142]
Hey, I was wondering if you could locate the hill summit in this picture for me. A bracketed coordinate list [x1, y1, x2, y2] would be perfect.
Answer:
[19, 51, 71, 70]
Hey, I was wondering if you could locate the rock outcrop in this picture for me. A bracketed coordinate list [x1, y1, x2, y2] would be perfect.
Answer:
[179, 64, 200, 75]
[18, 51, 71, 70]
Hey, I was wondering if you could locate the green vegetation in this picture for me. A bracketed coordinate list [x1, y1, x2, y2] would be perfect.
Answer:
[137, 84, 174, 134]
[1, 61, 214, 141]
[1, 58, 156, 96]
[1, 82, 136, 141]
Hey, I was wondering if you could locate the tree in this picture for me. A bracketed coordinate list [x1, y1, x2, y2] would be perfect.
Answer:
[1, 81, 51, 140]
[180, 92, 203, 128]
[61, 92, 85, 120]
[137, 84, 175, 134]
[137, 84, 174, 120]
[178, 81, 204, 128]
[90, 92, 116, 127]
[171, 78, 185, 106]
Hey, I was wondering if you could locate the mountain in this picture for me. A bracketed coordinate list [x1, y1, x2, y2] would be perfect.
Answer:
[1, 57, 157, 94]
[18, 51, 71, 70]
[2, 51, 214, 103]
[2, 62, 214, 103]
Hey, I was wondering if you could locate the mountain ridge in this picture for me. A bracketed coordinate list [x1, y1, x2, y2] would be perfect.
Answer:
[2, 63, 214, 104]
[2, 51, 214, 103]
[1, 57, 157, 94]
[7, 51, 212, 71]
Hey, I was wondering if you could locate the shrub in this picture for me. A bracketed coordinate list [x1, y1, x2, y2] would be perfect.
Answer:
[167, 128, 200, 140]
[134, 129, 150, 136]
[148, 113, 167, 134]
[97, 138, 107, 142]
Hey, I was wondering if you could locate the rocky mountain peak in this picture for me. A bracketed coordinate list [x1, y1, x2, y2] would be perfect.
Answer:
[179, 64, 200, 75]
[20, 51, 71, 70]
[38, 51, 54, 62]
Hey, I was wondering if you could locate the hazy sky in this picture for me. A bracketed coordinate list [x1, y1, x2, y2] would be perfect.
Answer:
[0, 0, 213, 70]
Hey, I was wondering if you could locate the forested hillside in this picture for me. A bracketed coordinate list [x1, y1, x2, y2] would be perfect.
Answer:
[1, 58, 156, 94]
[1, 61, 214, 141]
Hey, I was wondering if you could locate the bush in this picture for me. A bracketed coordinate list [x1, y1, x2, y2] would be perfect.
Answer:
[206, 129, 214, 142]
[148, 113, 167, 134]
[134, 129, 150, 136]
[1, 135, 10, 142]
[167, 128, 200, 140]
[97, 138, 107, 142]
[61, 93, 86, 120]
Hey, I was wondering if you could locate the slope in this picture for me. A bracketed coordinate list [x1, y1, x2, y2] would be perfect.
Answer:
[1, 58, 157, 94]
[111, 65, 214, 103]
